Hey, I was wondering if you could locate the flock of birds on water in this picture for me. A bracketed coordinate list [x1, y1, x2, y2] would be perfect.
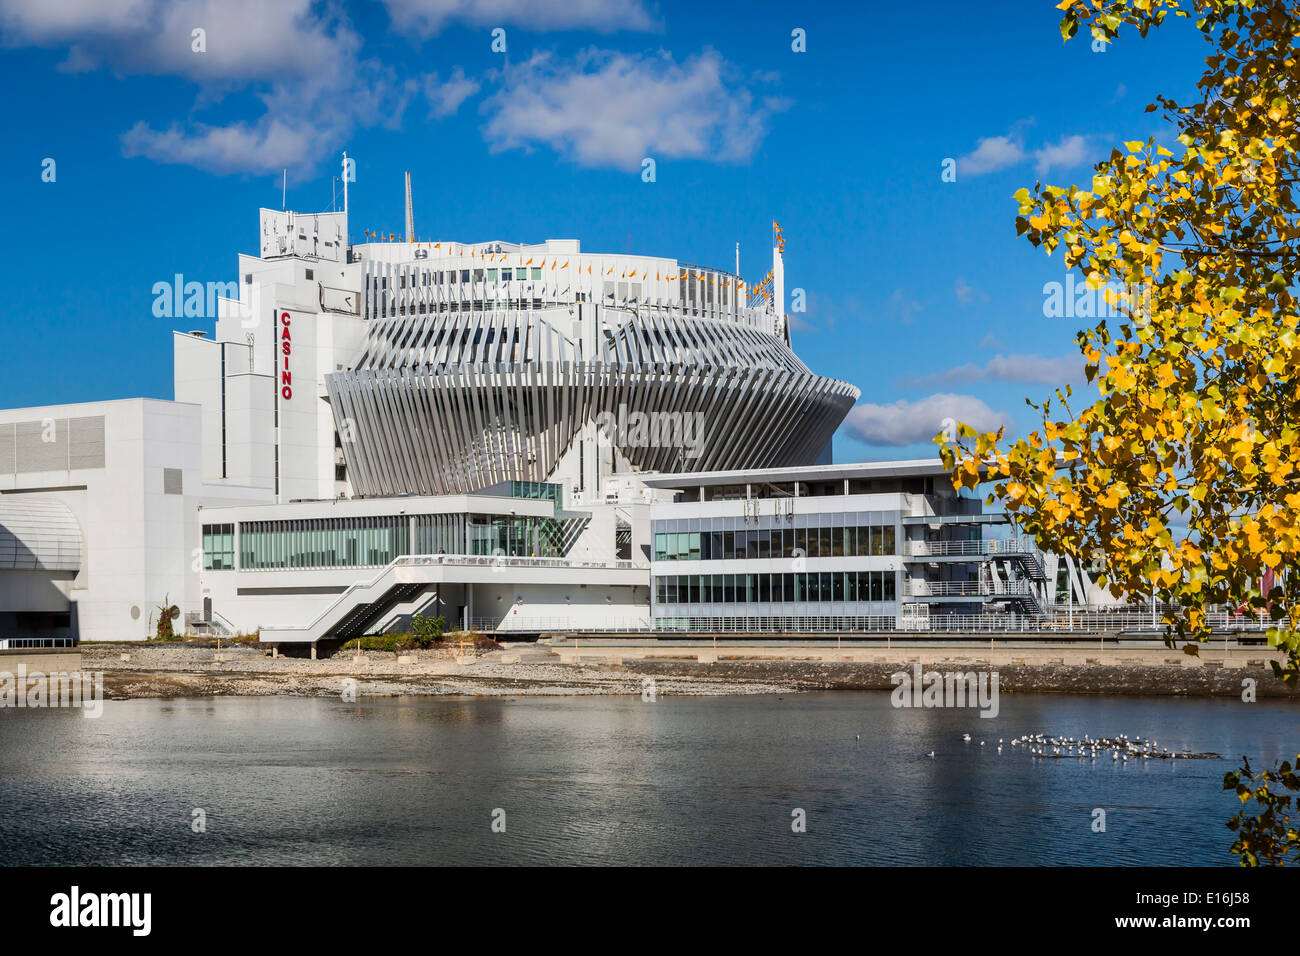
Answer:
[914, 733, 1221, 762]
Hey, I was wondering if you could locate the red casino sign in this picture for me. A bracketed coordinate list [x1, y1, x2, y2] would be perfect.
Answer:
[280, 310, 293, 400]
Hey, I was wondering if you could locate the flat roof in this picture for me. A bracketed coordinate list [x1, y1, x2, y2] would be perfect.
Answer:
[639, 458, 957, 489]
[197, 492, 560, 519]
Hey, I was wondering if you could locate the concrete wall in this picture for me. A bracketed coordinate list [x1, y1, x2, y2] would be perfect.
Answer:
[0, 399, 271, 642]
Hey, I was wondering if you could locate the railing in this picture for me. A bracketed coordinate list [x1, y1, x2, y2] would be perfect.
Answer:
[904, 579, 1033, 597]
[654, 616, 901, 633]
[639, 610, 1278, 635]
[239, 552, 637, 573]
[185, 610, 237, 638]
[0, 637, 77, 648]
[474, 616, 652, 633]
[907, 538, 1038, 557]
[903, 611, 1275, 633]
[399, 554, 637, 571]
[211, 610, 240, 637]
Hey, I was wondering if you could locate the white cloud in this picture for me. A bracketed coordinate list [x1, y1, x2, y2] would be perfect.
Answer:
[0, 0, 357, 85]
[1034, 134, 1091, 175]
[897, 353, 1084, 389]
[480, 48, 784, 170]
[380, 0, 658, 37]
[424, 66, 480, 117]
[0, 0, 150, 41]
[122, 118, 327, 175]
[842, 394, 1010, 447]
[0, 0, 488, 174]
[957, 126, 1093, 178]
[958, 135, 1025, 176]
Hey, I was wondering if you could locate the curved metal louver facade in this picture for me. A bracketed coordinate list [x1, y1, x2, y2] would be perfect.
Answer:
[0, 496, 82, 571]
[327, 307, 858, 496]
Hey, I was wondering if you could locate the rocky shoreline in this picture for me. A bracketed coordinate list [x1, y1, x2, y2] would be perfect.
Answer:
[75, 642, 1300, 702]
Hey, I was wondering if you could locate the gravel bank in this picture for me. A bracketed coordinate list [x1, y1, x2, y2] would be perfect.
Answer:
[78, 643, 1300, 701]
[81, 643, 798, 699]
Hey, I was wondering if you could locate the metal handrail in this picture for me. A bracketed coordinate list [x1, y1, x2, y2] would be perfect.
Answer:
[904, 579, 1033, 597]
[399, 554, 636, 571]
[0, 637, 77, 648]
[907, 539, 1039, 557]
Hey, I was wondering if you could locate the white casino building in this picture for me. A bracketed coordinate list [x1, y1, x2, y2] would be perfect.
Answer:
[0, 182, 1102, 651]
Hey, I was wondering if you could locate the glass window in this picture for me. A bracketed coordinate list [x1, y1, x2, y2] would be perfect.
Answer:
[202, 523, 235, 570]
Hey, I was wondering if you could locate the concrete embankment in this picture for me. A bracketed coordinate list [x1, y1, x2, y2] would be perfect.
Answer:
[66, 638, 1300, 700]
[550, 638, 1299, 698]
[0, 646, 81, 673]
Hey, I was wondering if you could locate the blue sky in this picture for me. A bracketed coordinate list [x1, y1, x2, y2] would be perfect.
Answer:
[0, 0, 1208, 461]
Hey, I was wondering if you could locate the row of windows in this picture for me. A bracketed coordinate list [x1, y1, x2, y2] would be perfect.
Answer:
[655, 572, 898, 605]
[378, 268, 548, 289]
[509, 481, 564, 509]
[205, 513, 569, 570]
[654, 512, 898, 532]
[379, 299, 549, 316]
[240, 516, 411, 570]
[654, 525, 897, 562]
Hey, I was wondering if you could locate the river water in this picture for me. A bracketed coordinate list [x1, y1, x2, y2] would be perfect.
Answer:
[1, 692, 1294, 865]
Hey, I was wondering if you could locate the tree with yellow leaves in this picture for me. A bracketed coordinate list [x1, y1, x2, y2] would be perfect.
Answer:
[939, 0, 1300, 863]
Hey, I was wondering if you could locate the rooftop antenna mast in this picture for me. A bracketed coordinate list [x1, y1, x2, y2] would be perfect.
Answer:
[404, 171, 414, 242]
[281, 168, 286, 211]
[342, 152, 350, 250]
